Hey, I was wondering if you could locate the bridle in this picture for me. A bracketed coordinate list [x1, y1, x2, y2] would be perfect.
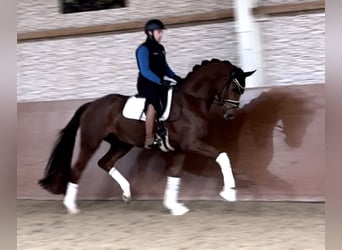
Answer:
[214, 76, 245, 110]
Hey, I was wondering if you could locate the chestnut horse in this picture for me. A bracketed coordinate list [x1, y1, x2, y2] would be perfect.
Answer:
[39, 58, 255, 215]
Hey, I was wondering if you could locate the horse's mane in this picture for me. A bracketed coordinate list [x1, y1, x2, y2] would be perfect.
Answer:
[183, 58, 233, 81]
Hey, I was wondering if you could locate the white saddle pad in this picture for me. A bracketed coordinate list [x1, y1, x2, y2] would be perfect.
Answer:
[122, 88, 173, 121]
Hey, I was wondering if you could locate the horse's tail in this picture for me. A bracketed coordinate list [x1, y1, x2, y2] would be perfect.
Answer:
[38, 102, 91, 194]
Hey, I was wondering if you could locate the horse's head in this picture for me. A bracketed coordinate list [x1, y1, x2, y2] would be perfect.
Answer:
[219, 67, 256, 120]
[179, 59, 255, 120]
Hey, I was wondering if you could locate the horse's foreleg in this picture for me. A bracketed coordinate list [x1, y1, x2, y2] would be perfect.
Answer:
[163, 152, 190, 215]
[184, 141, 237, 202]
[164, 176, 190, 215]
[216, 152, 236, 201]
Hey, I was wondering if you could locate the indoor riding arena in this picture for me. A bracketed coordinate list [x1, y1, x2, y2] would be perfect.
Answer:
[17, 0, 325, 249]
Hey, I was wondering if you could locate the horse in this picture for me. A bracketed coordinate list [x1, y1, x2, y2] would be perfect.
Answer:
[38, 58, 256, 215]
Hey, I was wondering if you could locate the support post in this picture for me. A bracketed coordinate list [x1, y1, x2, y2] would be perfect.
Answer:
[234, 0, 264, 87]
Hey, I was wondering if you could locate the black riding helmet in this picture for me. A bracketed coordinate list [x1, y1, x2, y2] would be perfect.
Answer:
[144, 19, 166, 35]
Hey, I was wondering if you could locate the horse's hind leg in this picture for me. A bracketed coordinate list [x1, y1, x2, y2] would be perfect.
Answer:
[98, 137, 133, 203]
[63, 142, 100, 214]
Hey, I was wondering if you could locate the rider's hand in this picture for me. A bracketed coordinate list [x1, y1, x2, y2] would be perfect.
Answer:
[160, 79, 172, 87]
[173, 75, 182, 84]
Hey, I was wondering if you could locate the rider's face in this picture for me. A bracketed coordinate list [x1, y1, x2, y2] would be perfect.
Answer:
[152, 29, 164, 43]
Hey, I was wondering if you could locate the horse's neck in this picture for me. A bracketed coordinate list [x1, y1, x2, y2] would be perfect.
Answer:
[180, 78, 216, 100]
[180, 64, 227, 100]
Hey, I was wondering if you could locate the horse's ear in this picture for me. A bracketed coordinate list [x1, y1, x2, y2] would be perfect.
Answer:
[244, 70, 256, 78]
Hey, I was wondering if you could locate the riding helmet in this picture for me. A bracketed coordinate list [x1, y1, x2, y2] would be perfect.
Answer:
[144, 19, 166, 34]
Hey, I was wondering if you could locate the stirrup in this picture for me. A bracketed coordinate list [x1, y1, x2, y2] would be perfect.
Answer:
[156, 121, 175, 152]
[144, 137, 162, 149]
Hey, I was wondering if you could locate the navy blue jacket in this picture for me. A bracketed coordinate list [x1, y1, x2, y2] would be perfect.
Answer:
[136, 37, 176, 85]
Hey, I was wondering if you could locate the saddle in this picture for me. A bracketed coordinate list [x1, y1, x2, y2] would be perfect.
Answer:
[122, 88, 173, 121]
[122, 88, 175, 152]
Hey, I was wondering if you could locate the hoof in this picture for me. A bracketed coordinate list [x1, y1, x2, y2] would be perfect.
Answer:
[122, 194, 131, 204]
[122, 189, 131, 203]
[165, 203, 190, 216]
[64, 204, 80, 214]
[66, 207, 80, 214]
[220, 188, 237, 202]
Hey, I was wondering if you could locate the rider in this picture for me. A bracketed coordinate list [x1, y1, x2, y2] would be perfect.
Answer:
[135, 19, 182, 149]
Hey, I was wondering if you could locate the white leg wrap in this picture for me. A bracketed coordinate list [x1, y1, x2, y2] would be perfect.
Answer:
[163, 177, 189, 216]
[63, 182, 80, 214]
[109, 167, 131, 199]
[216, 152, 236, 201]
[164, 177, 180, 206]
